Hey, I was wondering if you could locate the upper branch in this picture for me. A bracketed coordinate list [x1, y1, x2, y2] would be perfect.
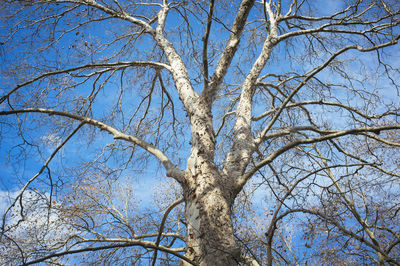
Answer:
[222, 1, 278, 181]
[151, 2, 198, 115]
[278, 7, 400, 43]
[255, 37, 400, 144]
[0, 61, 172, 104]
[203, 0, 256, 106]
[62, 0, 155, 32]
[201, 0, 215, 90]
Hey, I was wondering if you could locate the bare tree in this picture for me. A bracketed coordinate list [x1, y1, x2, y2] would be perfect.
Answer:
[1, 0, 400, 265]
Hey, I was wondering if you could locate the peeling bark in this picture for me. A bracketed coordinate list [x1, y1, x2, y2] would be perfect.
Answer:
[183, 169, 239, 266]
[182, 95, 240, 265]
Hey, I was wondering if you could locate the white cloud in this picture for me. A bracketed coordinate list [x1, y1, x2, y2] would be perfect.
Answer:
[0, 189, 77, 265]
[41, 133, 62, 147]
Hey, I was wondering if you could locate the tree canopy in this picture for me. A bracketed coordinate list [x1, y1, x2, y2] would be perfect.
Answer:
[1, 0, 400, 265]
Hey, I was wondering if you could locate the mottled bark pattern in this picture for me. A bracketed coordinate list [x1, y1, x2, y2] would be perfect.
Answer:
[183, 168, 239, 265]
[181, 96, 240, 265]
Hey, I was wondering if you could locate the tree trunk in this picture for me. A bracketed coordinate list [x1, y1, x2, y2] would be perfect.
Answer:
[183, 171, 240, 266]
[180, 98, 241, 265]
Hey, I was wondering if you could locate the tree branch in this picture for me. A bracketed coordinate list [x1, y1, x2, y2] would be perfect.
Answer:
[203, 0, 256, 106]
[151, 2, 198, 115]
[1, 122, 84, 241]
[0, 108, 185, 182]
[256, 37, 400, 143]
[151, 198, 184, 266]
[274, 208, 400, 265]
[0, 61, 171, 104]
[252, 100, 400, 121]
[239, 125, 400, 190]
[201, 0, 215, 90]
[23, 240, 195, 265]
[223, 1, 279, 182]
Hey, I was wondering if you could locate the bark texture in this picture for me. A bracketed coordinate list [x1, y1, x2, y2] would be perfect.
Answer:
[183, 169, 239, 265]
[181, 95, 240, 265]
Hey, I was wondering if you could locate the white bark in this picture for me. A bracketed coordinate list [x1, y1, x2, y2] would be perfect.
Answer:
[183, 170, 239, 265]
[224, 1, 279, 186]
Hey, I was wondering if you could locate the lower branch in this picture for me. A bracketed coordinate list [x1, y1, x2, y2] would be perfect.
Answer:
[0, 108, 185, 182]
[23, 240, 195, 265]
[239, 125, 400, 190]
[152, 198, 184, 266]
[0, 122, 84, 241]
